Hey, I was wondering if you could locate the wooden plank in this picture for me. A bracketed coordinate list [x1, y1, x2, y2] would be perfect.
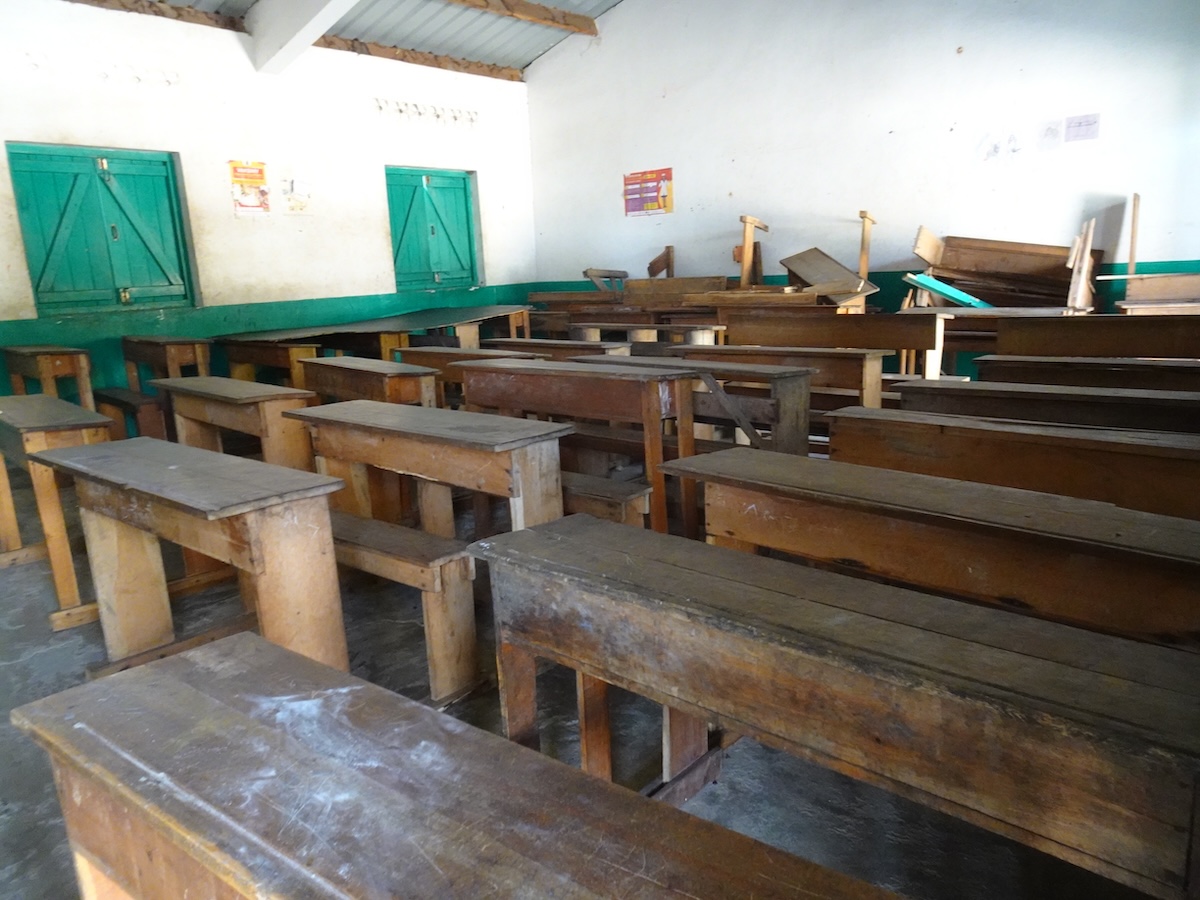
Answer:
[473, 515, 1200, 899]
[1123, 273, 1200, 302]
[149, 375, 314, 404]
[996, 315, 1200, 357]
[896, 379, 1200, 433]
[976, 355, 1200, 391]
[826, 407, 1200, 520]
[14, 634, 890, 899]
[481, 337, 631, 360]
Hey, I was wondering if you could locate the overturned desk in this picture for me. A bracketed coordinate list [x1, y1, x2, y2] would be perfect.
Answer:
[31, 438, 347, 672]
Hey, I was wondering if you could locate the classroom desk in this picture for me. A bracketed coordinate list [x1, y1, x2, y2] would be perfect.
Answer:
[661, 446, 1200, 647]
[31, 438, 347, 671]
[452, 358, 699, 534]
[220, 305, 531, 358]
[996, 314, 1200, 358]
[473, 514, 1200, 900]
[895, 378, 1200, 433]
[481, 337, 632, 360]
[121, 335, 211, 388]
[298, 356, 437, 407]
[569, 354, 814, 455]
[3, 345, 95, 410]
[976, 354, 1200, 392]
[0, 395, 111, 630]
[827, 406, 1200, 520]
[393, 346, 547, 406]
[568, 321, 726, 345]
[284, 400, 571, 534]
[218, 339, 321, 388]
[897, 307, 1072, 354]
[149, 376, 316, 471]
[11, 634, 890, 900]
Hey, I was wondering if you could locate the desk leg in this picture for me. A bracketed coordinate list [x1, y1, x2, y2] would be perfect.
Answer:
[663, 705, 709, 782]
[642, 385, 669, 533]
[673, 380, 699, 541]
[498, 640, 539, 750]
[417, 480, 456, 539]
[577, 672, 613, 781]
[455, 323, 481, 350]
[28, 458, 84, 612]
[243, 497, 348, 672]
[317, 456, 372, 517]
[79, 508, 174, 660]
[75, 355, 96, 411]
[172, 416, 227, 580]
[228, 361, 256, 382]
[509, 441, 564, 530]
[259, 403, 315, 471]
[0, 457, 22, 553]
[9, 374, 27, 395]
[424, 556, 477, 705]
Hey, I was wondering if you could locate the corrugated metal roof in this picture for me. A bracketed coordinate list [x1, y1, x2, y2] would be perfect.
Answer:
[161, 0, 623, 72]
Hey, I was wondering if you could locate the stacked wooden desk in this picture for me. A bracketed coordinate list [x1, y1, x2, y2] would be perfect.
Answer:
[0, 395, 111, 630]
[31, 438, 347, 671]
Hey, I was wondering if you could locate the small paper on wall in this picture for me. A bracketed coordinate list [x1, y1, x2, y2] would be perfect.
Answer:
[281, 173, 312, 215]
[229, 160, 270, 217]
[624, 168, 673, 217]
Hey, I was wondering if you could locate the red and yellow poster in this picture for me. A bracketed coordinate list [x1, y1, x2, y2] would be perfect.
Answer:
[624, 168, 673, 217]
[229, 160, 270, 217]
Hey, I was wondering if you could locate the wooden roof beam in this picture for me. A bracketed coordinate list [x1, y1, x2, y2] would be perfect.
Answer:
[440, 0, 598, 36]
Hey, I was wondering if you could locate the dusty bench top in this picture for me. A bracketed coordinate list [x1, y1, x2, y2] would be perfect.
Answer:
[285, 399, 574, 451]
[10, 633, 890, 899]
[0, 395, 112, 433]
[31, 437, 342, 519]
[149, 375, 316, 403]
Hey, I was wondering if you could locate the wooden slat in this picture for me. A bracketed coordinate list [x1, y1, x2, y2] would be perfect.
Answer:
[996, 315, 1200, 357]
[976, 355, 1200, 391]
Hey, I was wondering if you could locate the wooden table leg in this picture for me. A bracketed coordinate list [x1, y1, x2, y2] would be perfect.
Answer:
[641, 384, 669, 533]
[498, 639, 539, 750]
[663, 705, 709, 782]
[317, 456, 372, 517]
[27, 457, 84, 613]
[673, 379, 699, 540]
[79, 507, 174, 660]
[258, 400, 315, 471]
[577, 671, 613, 781]
[242, 496, 348, 672]
[424, 556, 477, 704]
[0, 457, 24, 555]
[75, 355, 95, 411]
[417, 480, 456, 539]
[171, 415, 228, 581]
[455, 323, 481, 350]
[508, 441, 564, 530]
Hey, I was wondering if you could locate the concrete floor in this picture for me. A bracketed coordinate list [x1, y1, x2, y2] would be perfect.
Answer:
[0, 467, 1151, 899]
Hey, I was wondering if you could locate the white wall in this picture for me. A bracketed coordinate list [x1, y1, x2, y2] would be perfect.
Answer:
[526, 0, 1200, 280]
[0, 0, 538, 320]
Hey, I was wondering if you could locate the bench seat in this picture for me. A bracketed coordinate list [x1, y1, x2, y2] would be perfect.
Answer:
[330, 511, 476, 704]
[92, 387, 166, 440]
[561, 470, 651, 526]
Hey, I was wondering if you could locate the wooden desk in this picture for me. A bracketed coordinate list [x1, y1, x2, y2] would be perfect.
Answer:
[393, 346, 547, 406]
[996, 314, 1200, 357]
[482, 337, 632, 360]
[32, 438, 347, 670]
[569, 321, 726, 345]
[661, 446, 1200, 648]
[976, 354, 1200, 392]
[452, 358, 698, 534]
[473, 514, 1200, 900]
[827, 406, 1200, 519]
[298, 356, 436, 407]
[897, 307, 1072, 354]
[896, 378, 1200, 433]
[218, 339, 321, 388]
[150, 376, 316, 471]
[220, 305, 531, 358]
[722, 312, 947, 377]
[11, 634, 888, 900]
[667, 345, 893, 408]
[284, 400, 571, 534]
[121, 335, 211, 389]
[0, 396, 111, 630]
[569, 354, 814, 455]
[3, 345, 94, 410]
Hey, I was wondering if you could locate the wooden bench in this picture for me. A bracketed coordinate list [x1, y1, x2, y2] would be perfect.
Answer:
[3, 345, 95, 410]
[93, 387, 166, 440]
[219, 338, 321, 388]
[95, 335, 212, 438]
[996, 314, 1200, 357]
[393, 346, 548, 406]
[826, 406, 1200, 519]
[298, 356, 437, 407]
[11, 633, 889, 900]
[329, 510, 476, 703]
[976, 354, 1200, 392]
[661, 446, 1200, 648]
[895, 378, 1200, 433]
[481, 337, 632, 360]
[471, 514, 1200, 900]
[721, 312, 947, 377]
[560, 470, 651, 526]
[896, 306, 1073, 356]
[568, 321, 726, 345]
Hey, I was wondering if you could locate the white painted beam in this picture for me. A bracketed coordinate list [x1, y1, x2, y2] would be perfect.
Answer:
[244, 0, 363, 74]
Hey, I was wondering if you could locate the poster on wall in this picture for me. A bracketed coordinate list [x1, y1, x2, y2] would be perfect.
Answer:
[624, 168, 673, 217]
[281, 172, 312, 215]
[229, 160, 270, 217]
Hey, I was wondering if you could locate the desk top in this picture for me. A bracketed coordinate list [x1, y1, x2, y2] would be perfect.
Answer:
[482, 338, 631, 351]
[12, 633, 880, 899]
[896, 378, 1200, 407]
[670, 345, 896, 361]
[568, 354, 815, 380]
[452, 358, 699, 382]
[660, 447, 1200, 564]
[218, 305, 530, 343]
[150, 376, 316, 403]
[298, 357, 436, 377]
[976, 354, 1200, 370]
[0, 395, 112, 433]
[285, 400, 574, 452]
[32, 437, 342, 519]
[2, 345, 87, 357]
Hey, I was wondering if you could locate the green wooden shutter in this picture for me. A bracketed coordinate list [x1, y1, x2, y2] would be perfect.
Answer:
[7, 144, 193, 314]
[385, 167, 478, 290]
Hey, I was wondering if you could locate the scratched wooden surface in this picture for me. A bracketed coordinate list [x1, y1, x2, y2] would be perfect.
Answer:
[11, 633, 893, 899]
